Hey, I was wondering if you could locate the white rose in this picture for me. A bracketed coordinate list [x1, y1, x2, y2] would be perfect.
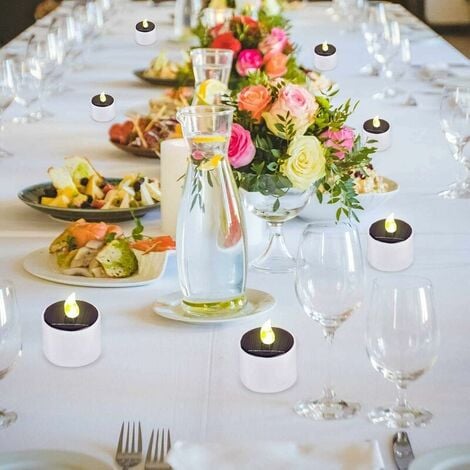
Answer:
[281, 136, 325, 190]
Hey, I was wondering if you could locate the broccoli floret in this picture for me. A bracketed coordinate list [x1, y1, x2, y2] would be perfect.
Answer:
[95, 239, 138, 278]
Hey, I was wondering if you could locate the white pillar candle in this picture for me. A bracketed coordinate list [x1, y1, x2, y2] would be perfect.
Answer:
[363, 116, 391, 152]
[135, 19, 157, 46]
[239, 321, 297, 393]
[90, 92, 115, 122]
[367, 214, 414, 271]
[42, 295, 101, 368]
[160, 139, 189, 238]
[314, 42, 337, 71]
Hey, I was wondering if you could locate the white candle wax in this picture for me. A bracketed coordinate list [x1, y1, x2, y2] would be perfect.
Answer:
[314, 43, 337, 71]
[160, 139, 189, 238]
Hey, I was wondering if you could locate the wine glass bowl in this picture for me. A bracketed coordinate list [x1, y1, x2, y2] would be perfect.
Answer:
[294, 222, 364, 420]
[439, 86, 470, 198]
[366, 276, 440, 428]
[0, 280, 22, 428]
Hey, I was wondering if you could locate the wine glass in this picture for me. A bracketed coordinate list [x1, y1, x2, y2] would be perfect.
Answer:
[374, 37, 413, 104]
[372, 20, 401, 83]
[439, 86, 470, 199]
[360, 3, 388, 76]
[27, 37, 56, 119]
[366, 276, 440, 428]
[0, 58, 15, 158]
[294, 222, 364, 420]
[0, 281, 22, 428]
[11, 57, 41, 124]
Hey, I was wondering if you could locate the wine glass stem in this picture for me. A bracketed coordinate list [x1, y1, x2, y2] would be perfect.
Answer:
[322, 329, 336, 401]
[265, 222, 293, 260]
[396, 384, 409, 409]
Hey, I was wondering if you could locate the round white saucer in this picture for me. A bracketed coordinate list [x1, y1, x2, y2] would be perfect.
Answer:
[152, 289, 276, 324]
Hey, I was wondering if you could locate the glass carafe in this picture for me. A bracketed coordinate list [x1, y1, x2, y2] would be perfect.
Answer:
[176, 105, 247, 315]
[190, 49, 233, 105]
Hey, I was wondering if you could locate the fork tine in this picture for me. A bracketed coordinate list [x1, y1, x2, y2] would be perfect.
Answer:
[116, 422, 124, 457]
[155, 429, 160, 462]
[167, 429, 171, 455]
[131, 422, 135, 453]
[138, 422, 142, 453]
[125, 422, 130, 454]
[146, 429, 154, 463]
[159, 428, 165, 462]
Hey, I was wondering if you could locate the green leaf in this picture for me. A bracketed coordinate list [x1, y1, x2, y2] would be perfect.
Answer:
[273, 198, 280, 212]
[104, 232, 116, 244]
[132, 215, 144, 240]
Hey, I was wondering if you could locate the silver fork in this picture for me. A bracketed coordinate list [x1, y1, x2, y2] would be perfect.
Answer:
[145, 428, 172, 470]
[115, 421, 143, 470]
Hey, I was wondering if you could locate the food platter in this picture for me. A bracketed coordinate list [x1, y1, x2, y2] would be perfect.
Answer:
[18, 178, 160, 222]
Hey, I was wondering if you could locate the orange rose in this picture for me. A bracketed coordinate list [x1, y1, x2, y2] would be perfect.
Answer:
[264, 52, 288, 79]
[238, 85, 272, 122]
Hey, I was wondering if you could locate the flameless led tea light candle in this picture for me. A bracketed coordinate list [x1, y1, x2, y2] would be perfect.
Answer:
[90, 92, 115, 122]
[363, 115, 391, 152]
[135, 19, 157, 45]
[314, 41, 337, 71]
[42, 293, 101, 367]
[240, 320, 296, 393]
[367, 213, 414, 272]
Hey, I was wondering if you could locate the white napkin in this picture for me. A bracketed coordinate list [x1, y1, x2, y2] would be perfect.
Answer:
[167, 440, 384, 470]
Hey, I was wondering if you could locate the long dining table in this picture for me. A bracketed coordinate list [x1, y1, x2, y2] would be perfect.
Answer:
[0, 1, 469, 468]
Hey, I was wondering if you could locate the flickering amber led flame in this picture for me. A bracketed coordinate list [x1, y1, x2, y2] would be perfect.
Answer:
[260, 319, 275, 346]
[143, 19, 149, 28]
[321, 41, 329, 52]
[64, 293, 79, 319]
[385, 213, 397, 234]
[372, 116, 381, 128]
[99, 92, 106, 103]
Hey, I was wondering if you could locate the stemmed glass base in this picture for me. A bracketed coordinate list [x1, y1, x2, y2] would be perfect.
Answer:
[0, 409, 17, 428]
[439, 181, 470, 199]
[250, 222, 296, 274]
[295, 393, 360, 420]
[368, 404, 432, 428]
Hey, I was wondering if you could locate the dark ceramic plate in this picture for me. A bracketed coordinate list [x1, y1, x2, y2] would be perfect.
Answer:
[18, 178, 159, 222]
[110, 141, 160, 159]
[133, 70, 194, 87]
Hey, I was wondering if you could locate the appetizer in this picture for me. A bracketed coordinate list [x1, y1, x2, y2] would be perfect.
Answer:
[351, 164, 388, 194]
[148, 87, 193, 119]
[49, 219, 175, 278]
[109, 115, 181, 155]
[40, 156, 161, 209]
[142, 52, 192, 82]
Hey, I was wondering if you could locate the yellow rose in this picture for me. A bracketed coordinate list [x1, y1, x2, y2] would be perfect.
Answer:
[281, 136, 325, 190]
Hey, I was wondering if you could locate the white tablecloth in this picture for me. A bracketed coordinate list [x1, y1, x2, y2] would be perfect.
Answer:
[0, 2, 469, 468]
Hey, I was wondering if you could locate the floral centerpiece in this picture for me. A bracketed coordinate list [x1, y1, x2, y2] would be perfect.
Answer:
[193, 10, 306, 90]
[224, 73, 376, 272]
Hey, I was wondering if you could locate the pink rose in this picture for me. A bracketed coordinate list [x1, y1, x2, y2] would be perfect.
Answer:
[235, 49, 263, 77]
[259, 28, 288, 56]
[263, 52, 288, 79]
[228, 124, 256, 168]
[321, 126, 355, 159]
[263, 84, 319, 139]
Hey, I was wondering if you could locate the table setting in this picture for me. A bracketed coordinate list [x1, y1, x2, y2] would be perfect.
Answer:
[0, 0, 470, 468]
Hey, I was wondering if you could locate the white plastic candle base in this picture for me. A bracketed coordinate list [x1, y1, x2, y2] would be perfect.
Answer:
[135, 29, 157, 46]
[363, 129, 391, 152]
[42, 314, 101, 367]
[367, 234, 414, 271]
[90, 103, 115, 122]
[314, 54, 337, 72]
[239, 340, 297, 393]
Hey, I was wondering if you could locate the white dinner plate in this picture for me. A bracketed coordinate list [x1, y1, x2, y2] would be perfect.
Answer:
[23, 248, 168, 288]
[0, 449, 112, 469]
[153, 289, 276, 324]
[410, 445, 470, 470]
